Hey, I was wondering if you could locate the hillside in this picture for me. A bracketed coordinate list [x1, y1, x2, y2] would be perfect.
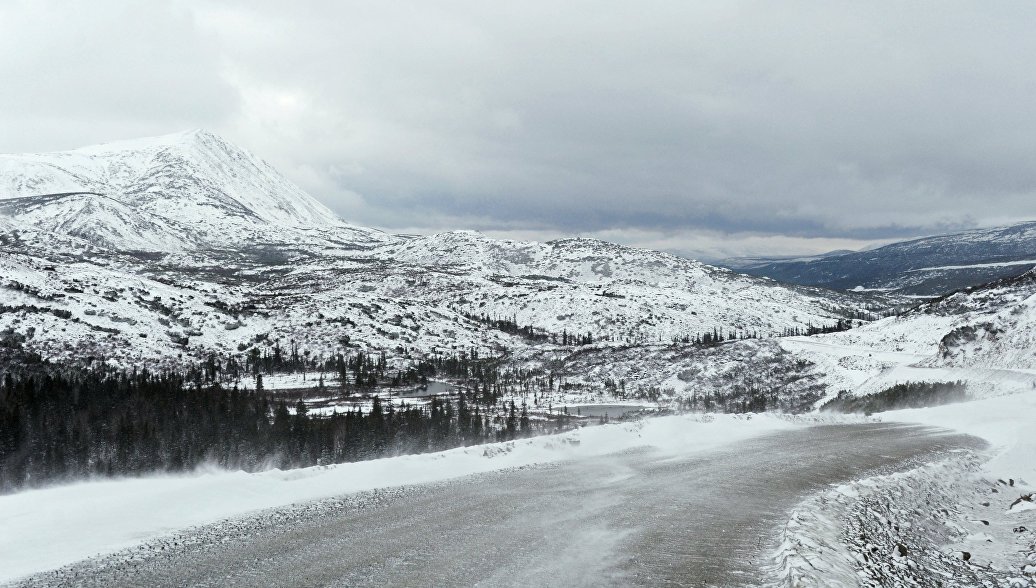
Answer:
[725, 222, 1036, 296]
[774, 267, 1036, 404]
[524, 267, 1036, 411]
[0, 130, 388, 252]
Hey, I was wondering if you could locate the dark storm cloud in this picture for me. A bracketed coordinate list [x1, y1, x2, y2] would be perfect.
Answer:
[2, 0, 1035, 256]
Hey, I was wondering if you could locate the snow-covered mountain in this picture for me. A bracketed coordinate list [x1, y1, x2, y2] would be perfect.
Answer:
[374, 230, 871, 342]
[0, 131, 884, 368]
[0, 130, 386, 251]
[0, 192, 193, 251]
[725, 222, 1036, 296]
[768, 266, 1036, 404]
[917, 268, 1036, 370]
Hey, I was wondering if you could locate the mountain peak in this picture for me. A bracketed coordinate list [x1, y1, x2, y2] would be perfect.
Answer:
[0, 131, 353, 251]
[52, 128, 227, 156]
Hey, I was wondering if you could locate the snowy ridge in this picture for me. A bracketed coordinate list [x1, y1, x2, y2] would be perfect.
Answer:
[524, 266, 1036, 408]
[0, 130, 386, 251]
[376, 230, 870, 341]
[730, 221, 1036, 296]
[920, 269, 1036, 370]
[0, 192, 194, 251]
[0, 226, 875, 369]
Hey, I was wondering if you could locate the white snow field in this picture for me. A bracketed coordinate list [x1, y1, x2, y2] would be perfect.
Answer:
[888, 390, 1036, 484]
[0, 413, 798, 584]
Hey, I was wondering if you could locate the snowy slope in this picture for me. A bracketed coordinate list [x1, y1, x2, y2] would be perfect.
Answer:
[0, 130, 387, 251]
[0, 238, 519, 368]
[537, 264, 1036, 409]
[918, 269, 1036, 370]
[0, 192, 194, 251]
[0, 224, 877, 369]
[775, 269, 1036, 401]
[375, 231, 874, 342]
[728, 221, 1036, 296]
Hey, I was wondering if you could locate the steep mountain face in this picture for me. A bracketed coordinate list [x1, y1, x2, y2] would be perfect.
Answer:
[0, 192, 192, 251]
[725, 223, 1036, 296]
[0, 130, 387, 251]
[0, 131, 883, 368]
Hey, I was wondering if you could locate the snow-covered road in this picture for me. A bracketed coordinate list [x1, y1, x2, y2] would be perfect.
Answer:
[10, 423, 980, 587]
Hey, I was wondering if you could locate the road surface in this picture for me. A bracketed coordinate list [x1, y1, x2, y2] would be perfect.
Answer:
[16, 423, 982, 587]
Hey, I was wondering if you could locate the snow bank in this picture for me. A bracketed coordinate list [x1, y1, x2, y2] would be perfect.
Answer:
[0, 413, 797, 584]
[768, 390, 1036, 587]
[882, 389, 1036, 483]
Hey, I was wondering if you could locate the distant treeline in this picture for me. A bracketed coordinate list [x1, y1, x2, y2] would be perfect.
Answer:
[821, 380, 969, 414]
[668, 380, 825, 415]
[778, 318, 857, 338]
[463, 312, 596, 345]
[465, 312, 859, 349]
[0, 353, 572, 494]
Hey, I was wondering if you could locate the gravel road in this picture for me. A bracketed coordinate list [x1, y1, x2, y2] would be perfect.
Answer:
[15, 423, 982, 588]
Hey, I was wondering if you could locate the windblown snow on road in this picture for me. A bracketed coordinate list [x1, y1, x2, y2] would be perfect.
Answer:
[5, 421, 978, 587]
[0, 413, 795, 584]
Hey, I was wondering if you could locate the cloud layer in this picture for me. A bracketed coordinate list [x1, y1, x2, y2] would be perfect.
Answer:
[3, 0, 1035, 257]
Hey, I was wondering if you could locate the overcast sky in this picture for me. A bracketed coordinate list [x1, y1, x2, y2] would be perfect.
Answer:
[2, 1, 1035, 259]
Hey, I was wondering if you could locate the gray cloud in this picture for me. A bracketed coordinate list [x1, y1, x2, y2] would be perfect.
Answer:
[0, 0, 237, 150]
[2, 0, 1035, 256]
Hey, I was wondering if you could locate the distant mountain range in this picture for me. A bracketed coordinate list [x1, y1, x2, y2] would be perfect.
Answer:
[723, 223, 1036, 296]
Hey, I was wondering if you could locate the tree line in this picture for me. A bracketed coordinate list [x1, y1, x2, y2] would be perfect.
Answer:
[463, 312, 596, 346]
[0, 352, 568, 494]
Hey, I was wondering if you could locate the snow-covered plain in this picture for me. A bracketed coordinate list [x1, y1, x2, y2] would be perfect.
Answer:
[0, 413, 798, 584]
